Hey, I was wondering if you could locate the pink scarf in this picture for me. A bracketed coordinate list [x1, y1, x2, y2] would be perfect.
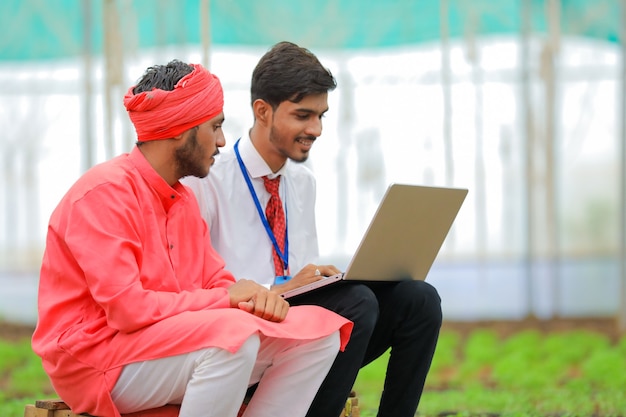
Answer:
[124, 63, 224, 142]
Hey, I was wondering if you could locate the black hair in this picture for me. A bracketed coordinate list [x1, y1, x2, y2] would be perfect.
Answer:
[133, 59, 194, 94]
[251, 41, 337, 109]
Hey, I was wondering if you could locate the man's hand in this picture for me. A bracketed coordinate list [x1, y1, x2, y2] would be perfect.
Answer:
[228, 279, 289, 322]
[271, 263, 341, 295]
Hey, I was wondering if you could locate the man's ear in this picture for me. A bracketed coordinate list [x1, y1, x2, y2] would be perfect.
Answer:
[252, 99, 271, 126]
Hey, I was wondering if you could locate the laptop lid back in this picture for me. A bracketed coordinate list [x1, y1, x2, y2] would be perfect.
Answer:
[343, 183, 468, 281]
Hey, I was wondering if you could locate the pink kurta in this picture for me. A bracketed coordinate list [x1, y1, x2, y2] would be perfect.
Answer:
[32, 146, 352, 417]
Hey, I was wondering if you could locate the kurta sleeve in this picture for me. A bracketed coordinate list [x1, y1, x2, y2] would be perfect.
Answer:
[63, 180, 232, 333]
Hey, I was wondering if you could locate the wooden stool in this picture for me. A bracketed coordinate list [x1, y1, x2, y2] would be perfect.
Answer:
[24, 399, 91, 417]
[24, 399, 179, 417]
[25, 393, 360, 417]
[339, 391, 360, 417]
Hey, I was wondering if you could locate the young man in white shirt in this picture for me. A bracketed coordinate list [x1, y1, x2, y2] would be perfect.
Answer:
[183, 41, 442, 417]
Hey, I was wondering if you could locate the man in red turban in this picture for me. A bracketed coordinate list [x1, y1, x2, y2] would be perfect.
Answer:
[32, 60, 352, 417]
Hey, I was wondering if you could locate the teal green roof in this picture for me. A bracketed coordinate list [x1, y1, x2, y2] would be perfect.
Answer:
[1, 0, 622, 62]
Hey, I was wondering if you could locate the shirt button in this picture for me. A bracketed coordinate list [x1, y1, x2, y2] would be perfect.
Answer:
[170, 244, 174, 249]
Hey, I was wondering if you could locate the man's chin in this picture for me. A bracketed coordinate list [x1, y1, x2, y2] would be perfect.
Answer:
[186, 167, 211, 179]
[290, 150, 310, 164]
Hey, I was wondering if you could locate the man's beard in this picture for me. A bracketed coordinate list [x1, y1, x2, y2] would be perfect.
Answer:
[175, 129, 209, 178]
[269, 125, 311, 164]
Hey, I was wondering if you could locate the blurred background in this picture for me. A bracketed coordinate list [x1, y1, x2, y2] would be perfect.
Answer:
[1, 0, 625, 330]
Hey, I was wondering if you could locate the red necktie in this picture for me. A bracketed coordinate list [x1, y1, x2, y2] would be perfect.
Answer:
[263, 175, 286, 276]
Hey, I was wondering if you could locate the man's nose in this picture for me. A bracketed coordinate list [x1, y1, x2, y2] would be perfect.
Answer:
[305, 118, 322, 137]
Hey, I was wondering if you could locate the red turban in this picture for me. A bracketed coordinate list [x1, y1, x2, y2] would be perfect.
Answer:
[123, 63, 224, 142]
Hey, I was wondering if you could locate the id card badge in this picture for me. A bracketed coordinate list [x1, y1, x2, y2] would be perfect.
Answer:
[274, 275, 292, 285]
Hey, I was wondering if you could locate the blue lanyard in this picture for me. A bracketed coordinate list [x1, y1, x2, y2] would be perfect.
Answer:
[234, 138, 290, 282]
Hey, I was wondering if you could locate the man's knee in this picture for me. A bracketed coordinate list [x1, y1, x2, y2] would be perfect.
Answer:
[338, 284, 379, 329]
[213, 333, 260, 368]
[395, 280, 442, 323]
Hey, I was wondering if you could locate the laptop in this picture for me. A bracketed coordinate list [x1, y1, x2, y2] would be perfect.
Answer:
[280, 183, 468, 299]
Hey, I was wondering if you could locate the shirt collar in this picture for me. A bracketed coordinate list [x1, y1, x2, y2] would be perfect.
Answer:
[129, 146, 187, 211]
[239, 133, 288, 180]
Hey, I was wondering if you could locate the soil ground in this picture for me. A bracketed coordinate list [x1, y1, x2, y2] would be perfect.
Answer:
[441, 316, 625, 343]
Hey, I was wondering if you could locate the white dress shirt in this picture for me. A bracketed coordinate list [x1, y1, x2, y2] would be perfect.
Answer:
[183, 134, 320, 287]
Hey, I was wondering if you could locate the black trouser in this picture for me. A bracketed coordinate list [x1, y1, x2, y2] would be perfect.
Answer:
[288, 279, 442, 417]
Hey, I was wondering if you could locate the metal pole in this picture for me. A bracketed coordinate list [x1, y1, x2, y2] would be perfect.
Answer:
[521, 0, 535, 318]
[334, 63, 352, 253]
[544, 0, 561, 318]
[439, 0, 458, 252]
[440, 0, 454, 188]
[200, 0, 211, 70]
[467, 12, 487, 260]
[81, 0, 94, 172]
[617, 0, 626, 333]
[102, 0, 117, 159]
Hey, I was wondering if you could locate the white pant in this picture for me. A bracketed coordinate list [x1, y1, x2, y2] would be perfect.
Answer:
[111, 331, 340, 417]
